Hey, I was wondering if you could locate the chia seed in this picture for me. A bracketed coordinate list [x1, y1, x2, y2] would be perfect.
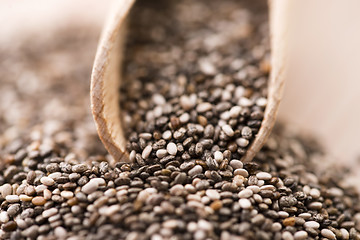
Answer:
[0, 0, 359, 240]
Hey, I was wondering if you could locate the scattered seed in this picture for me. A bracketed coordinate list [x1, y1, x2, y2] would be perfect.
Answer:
[222, 125, 234, 137]
[214, 151, 223, 162]
[303, 221, 320, 229]
[256, 172, 272, 180]
[321, 229, 336, 240]
[32, 196, 46, 206]
[40, 177, 55, 186]
[166, 142, 177, 156]
[142, 145, 152, 159]
[239, 199, 252, 209]
[5, 195, 20, 203]
[196, 103, 212, 113]
[294, 231, 308, 240]
[205, 189, 220, 200]
[238, 189, 253, 198]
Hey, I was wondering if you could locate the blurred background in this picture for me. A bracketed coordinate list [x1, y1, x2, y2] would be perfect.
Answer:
[0, 1, 359, 175]
[0, 0, 109, 159]
[280, 0, 360, 167]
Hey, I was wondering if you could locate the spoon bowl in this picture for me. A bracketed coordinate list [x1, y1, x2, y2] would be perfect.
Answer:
[91, 0, 288, 162]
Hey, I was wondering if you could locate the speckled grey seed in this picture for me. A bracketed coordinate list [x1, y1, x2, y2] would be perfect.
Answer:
[188, 165, 203, 177]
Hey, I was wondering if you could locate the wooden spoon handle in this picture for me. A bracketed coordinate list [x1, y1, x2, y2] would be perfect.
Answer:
[241, 0, 288, 162]
[91, 0, 135, 162]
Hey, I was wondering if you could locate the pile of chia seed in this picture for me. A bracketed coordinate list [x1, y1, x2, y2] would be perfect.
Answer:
[0, 0, 359, 240]
[0, 125, 360, 240]
[121, 0, 270, 161]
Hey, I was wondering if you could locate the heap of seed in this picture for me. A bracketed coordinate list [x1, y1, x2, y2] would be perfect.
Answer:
[0, 124, 360, 240]
[120, 0, 270, 161]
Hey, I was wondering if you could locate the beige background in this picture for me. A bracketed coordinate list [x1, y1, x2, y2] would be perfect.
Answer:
[279, 0, 360, 166]
[1, 1, 359, 166]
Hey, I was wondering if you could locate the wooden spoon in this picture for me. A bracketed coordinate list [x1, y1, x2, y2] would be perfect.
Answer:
[242, 0, 288, 162]
[90, 0, 288, 162]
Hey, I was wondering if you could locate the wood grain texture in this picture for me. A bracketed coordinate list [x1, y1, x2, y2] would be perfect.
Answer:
[241, 0, 288, 162]
[91, 0, 287, 162]
[91, 0, 135, 162]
